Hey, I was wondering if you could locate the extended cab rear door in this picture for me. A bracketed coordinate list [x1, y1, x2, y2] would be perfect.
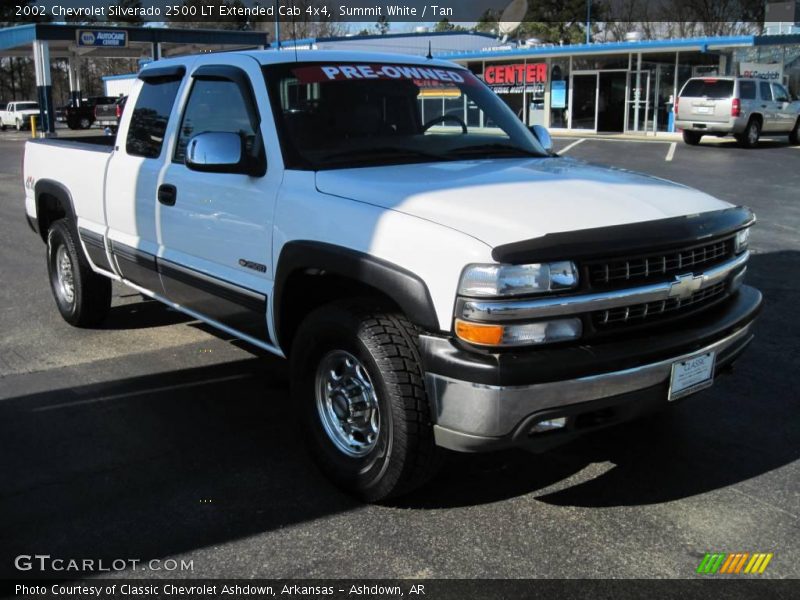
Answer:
[104, 63, 190, 294]
[157, 54, 281, 346]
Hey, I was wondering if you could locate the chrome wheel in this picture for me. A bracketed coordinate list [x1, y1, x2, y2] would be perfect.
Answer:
[55, 245, 75, 305]
[315, 350, 380, 457]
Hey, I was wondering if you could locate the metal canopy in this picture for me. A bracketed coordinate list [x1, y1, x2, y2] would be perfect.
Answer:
[0, 23, 269, 134]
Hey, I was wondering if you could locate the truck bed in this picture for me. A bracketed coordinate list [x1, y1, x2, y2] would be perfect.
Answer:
[24, 137, 116, 231]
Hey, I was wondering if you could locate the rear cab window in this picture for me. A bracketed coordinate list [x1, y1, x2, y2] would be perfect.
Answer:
[680, 79, 734, 98]
[125, 76, 182, 159]
[739, 81, 756, 100]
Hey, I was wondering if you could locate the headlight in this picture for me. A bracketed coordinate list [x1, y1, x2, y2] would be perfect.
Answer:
[455, 317, 583, 347]
[734, 228, 750, 254]
[458, 261, 579, 297]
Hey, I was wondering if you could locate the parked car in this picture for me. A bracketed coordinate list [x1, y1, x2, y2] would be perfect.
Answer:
[676, 76, 800, 147]
[22, 51, 761, 501]
[94, 96, 126, 133]
[64, 95, 116, 130]
[1, 101, 39, 131]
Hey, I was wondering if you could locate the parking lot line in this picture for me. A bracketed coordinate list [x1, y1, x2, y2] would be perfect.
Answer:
[559, 138, 586, 154]
[666, 142, 677, 162]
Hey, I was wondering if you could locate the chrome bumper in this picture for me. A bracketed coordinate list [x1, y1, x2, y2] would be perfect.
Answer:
[427, 322, 754, 449]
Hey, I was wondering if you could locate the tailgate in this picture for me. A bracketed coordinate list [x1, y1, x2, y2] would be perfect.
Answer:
[682, 97, 732, 122]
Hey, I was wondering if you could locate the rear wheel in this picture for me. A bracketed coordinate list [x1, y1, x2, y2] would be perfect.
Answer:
[290, 300, 440, 502]
[79, 116, 92, 129]
[15, 119, 22, 131]
[789, 118, 800, 145]
[46, 220, 111, 327]
[682, 130, 702, 145]
[737, 118, 761, 148]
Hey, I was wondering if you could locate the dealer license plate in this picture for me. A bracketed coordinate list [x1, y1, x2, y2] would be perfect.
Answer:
[668, 351, 716, 401]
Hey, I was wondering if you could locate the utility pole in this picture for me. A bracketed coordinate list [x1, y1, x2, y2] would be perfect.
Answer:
[586, 0, 591, 44]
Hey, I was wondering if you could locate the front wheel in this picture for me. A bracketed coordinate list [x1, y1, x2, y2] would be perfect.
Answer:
[47, 220, 112, 327]
[290, 301, 440, 502]
[682, 130, 702, 145]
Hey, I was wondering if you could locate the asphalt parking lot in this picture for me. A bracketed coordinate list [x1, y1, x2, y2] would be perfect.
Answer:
[0, 131, 798, 580]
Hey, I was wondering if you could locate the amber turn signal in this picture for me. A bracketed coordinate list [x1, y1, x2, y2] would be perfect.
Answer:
[454, 319, 504, 346]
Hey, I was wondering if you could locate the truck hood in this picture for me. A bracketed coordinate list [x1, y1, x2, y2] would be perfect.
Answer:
[315, 157, 732, 248]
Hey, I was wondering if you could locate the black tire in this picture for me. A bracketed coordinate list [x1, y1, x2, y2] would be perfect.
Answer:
[46, 219, 111, 327]
[66, 118, 78, 130]
[682, 130, 702, 145]
[0, 123, 6, 131]
[738, 118, 761, 148]
[789, 118, 800, 146]
[79, 116, 92, 129]
[290, 300, 440, 502]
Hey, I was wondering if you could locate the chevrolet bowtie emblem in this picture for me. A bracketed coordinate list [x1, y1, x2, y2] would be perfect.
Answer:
[669, 273, 704, 300]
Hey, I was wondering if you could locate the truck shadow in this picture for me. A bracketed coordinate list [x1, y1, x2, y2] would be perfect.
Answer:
[0, 252, 796, 575]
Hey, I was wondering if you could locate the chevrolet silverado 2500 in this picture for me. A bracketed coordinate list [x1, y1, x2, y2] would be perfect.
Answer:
[23, 51, 762, 501]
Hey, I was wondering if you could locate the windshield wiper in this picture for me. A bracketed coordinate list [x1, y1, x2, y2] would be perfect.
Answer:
[321, 146, 445, 163]
[444, 144, 544, 158]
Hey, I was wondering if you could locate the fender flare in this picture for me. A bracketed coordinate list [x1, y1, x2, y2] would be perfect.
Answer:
[273, 241, 440, 346]
[33, 179, 77, 242]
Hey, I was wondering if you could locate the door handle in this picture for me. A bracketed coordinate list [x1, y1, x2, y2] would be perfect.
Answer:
[158, 184, 176, 206]
[761, 104, 767, 108]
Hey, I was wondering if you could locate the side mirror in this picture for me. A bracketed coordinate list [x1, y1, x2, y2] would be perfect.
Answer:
[530, 124, 553, 153]
[185, 131, 266, 176]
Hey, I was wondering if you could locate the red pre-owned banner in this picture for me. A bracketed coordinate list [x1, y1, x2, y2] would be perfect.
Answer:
[292, 64, 474, 86]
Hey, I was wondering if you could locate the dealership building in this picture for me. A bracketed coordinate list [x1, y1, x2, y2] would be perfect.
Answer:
[284, 28, 800, 136]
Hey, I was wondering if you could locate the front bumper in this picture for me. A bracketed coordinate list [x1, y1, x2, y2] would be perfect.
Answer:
[421, 285, 761, 452]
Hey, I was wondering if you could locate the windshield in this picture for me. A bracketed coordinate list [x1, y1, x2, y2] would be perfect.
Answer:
[263, 62, 548, 170]
[17, 102, 39, 111]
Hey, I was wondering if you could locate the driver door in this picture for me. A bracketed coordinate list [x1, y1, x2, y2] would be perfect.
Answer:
[158, 54, 283, 346]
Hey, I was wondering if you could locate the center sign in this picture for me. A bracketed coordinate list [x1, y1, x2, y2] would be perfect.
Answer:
[484, 63, 548, 86]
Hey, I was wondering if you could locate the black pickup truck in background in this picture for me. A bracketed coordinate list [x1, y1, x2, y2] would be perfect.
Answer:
[62, 96, 117, 130]
[94, 96, 127, 133]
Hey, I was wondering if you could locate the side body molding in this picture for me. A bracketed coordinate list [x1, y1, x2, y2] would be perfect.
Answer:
[273, 241, 440, 346]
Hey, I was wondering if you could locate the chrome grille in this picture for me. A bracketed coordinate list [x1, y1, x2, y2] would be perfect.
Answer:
[593, 282, 728, 328]
[588, 238, 733, 287]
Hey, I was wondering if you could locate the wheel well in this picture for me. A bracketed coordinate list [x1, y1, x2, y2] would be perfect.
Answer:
[750, 113, 763, 126]
[277, 270, 401, 354]
[36, 193, 68, 242]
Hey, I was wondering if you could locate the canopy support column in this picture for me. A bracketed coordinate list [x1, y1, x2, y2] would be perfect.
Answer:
[32, 39, 55, 136]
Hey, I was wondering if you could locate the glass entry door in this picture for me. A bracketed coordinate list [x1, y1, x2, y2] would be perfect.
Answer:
[627, 71, 650, 132]
[571, 73, 597, 130]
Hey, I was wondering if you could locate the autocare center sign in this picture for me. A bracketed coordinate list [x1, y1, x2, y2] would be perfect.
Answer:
[484, 62, 547, 94]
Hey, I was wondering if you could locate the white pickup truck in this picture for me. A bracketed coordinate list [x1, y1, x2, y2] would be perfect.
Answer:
[23, 50, 761, 501]
[2, 101, 39, 131]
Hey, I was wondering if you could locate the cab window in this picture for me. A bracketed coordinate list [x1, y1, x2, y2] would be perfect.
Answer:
[759, 82, 772, 101]
[126, 78, 182, 159]
[771, 83, 789, 102]
[174, 78, 259, 164]
[739, 81, 756, 100]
